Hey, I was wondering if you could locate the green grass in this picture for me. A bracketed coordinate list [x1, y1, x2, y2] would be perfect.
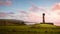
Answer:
[32, 24, 56, 27]
[0, 24, 60, 34]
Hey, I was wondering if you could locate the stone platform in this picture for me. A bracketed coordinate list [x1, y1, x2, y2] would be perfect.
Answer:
[40, 23, 54, 25]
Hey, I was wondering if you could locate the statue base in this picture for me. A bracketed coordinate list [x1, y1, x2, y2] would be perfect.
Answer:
[40, 23, 54, 25]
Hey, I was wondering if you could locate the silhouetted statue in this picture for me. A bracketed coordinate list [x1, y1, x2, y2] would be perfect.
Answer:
[40, 13, 54, 25]
[43, 13, 45, 23]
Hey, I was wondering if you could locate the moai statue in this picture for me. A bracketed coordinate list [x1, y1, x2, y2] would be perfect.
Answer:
[43, 13, 45, 23]
[40, 13, 54, 25]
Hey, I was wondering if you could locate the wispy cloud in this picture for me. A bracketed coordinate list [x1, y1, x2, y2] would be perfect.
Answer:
[4, 0, 12, 6]
[0, 0, 3, 5]
[0, 12, 7, 17]
[0, 0, 12, 6]
[52, 3, 60, 11]
[52, 3, 60, 15]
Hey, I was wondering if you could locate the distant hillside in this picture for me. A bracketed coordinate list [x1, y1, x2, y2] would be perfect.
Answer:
[0, 19, 26, 26]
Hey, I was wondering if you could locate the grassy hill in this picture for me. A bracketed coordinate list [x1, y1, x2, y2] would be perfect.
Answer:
[0, 19, 60, 34]
[0, 24, 60, 34]
[32, 24, 56, 27]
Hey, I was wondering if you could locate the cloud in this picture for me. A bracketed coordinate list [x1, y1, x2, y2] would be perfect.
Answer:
[52, 3, 60, 11]
[29, 5, 40, 12]
[0, 0, 3, 5]
[0, 0, 12, 6]
[17, 9, 28, 14]
[51, 3, 60, 25]
[52, 3, 60, 15]
[28, 4, 49, 15]
[0, 11, 15, 19]
[4, 0, 12, 6]
[7, 12, 15, 14]
[26, 12, 42, 22]
[0, 12, 7, 17]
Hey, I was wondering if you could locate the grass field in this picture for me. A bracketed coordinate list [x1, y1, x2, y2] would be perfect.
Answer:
[0, 24, 60, 34]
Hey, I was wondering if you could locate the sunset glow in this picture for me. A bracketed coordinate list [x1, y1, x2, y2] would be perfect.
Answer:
[0, 0, 60, 26]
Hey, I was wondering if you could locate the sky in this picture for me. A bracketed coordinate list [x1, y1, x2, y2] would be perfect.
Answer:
[0, 0, 60, 26]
